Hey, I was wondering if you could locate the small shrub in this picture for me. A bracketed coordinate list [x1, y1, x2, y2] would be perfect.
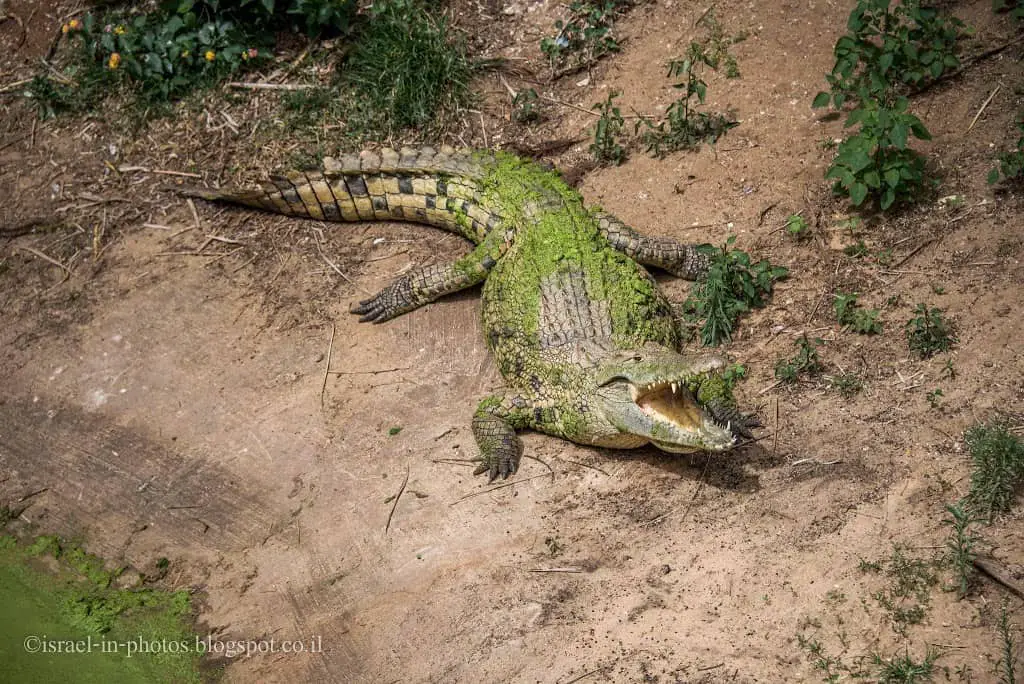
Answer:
[512, 88, 541, 124]
[963, 420, 1024, 522]
[829, 372, 863, 398]
[812, 0, 964, 109]
[683, 237, 789, 347]
[637, 42, 736, 158]
[785, 214, 810, 240]
[905, 303, 954, 358]
[834, 292, 882, 334]
[775, 335, 823, 383]
[988, 114, 1024, 185]
[696, 9, 741, 79]
[997, 600, 1018, 684]
[825, 97, 934, 210]
[590, 90, 627, 165]
[943, 503, 977, 599]
[540, 0, 622, 70]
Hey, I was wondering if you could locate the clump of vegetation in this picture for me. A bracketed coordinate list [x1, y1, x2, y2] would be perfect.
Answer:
[872, 647, 940, 683]
[823, 97, 934, 210]
[637, 42, 737, 157]
[988, 114, 1024, 185]
[813, 0, 963, 109]
[994, 0, 1024, 23]
[963, 420, 1024, 522]
[997, 600, 1019, 684]
[829, 372, 863, 398]
[512, 88, 541, 124]
[681, 237, 789, 346]
[589, 90, 627, 165]
[28, 0, 355, 111]
[905, 303, 955, 358]
[868, 545, 939, 636]
[834, 292, 882, 334]
[943, 502, 978, 598]
[775, 335, 824, 383]
[540, 0, 624, 71]
[785, 214, 810, 241]
[344, 0, 473, 132]
[2, 534, 200, 681]
[696, 9, 742, 79]
[813, 0, 963, 210]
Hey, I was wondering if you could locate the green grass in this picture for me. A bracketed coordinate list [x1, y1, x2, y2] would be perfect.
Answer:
[0, 535, 200, 683]
[942, 502, 977, 598]
[873, 647, 940, 683]
[963, 420, 1024, 522]
[775, 335, 823, 383]
[343, 0, 473, 135]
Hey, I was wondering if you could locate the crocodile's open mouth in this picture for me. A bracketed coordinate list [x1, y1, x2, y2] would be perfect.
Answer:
[628, 380, 735, 453]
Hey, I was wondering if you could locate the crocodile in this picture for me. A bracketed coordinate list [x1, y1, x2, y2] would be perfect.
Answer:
[184, 147, 755, 480]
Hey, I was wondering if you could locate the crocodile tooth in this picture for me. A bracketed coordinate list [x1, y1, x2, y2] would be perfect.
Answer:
[726, 421, 732, 433]
[671, 382, 678, 394]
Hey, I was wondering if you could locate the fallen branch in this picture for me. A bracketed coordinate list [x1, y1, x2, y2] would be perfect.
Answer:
[973, 557, 1024, 600]
[384, 465, 410, 535]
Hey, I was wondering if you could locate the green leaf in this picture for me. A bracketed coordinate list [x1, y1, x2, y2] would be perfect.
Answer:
[884, 168, 901, 187]
[812, 91, 831, 108]
[863, 170, 881, 189]
[909, 120, 932, 140]
[849, 182, 869, 205]
[880, 187, 896, 210]
[987, 167, 1001, 184]
[930, 60, 944, 78]
[889, 122, 908, 149]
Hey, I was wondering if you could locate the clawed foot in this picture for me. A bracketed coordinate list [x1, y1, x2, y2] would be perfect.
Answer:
[708, 403, 761, 440]
[472, 453, 519, 483]
[350, 276, 416, 323]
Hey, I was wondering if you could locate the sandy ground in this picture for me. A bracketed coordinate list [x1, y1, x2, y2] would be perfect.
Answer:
[1, 0, 1023, 681]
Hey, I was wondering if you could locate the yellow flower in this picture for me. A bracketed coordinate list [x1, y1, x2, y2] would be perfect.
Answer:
[204, 50, 216, 62]
[114, 25, 126, 35]
[108, 52, 121, 70]
[181, 50, 190, 58]
[68, 19, 81, 30]
[61, 23, 70, 34]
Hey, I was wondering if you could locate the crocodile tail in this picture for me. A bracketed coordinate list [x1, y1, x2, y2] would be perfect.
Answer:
[183, 147, 503, 242]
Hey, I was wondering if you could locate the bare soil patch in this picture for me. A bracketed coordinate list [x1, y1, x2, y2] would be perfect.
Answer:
[1, 0, 1022, 682]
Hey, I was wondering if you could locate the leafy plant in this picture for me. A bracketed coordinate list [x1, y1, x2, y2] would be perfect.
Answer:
[926, 388, 943, 409]
[696, 9, 741, 79]
[963, 420, 1024, 522]
[994, 0, 1024, 23]
[723, 363, 748, 388]
[590, 90, 627, 165]
[683, 237, 789, 346]
[905, 303, 954, 358]
[829, 372, 863, 398]
[637, 42, 737, 158]
[943, 503, 977, 599]
[512, 88, 541, 124]
[844, 240, 870, 258]
[988, 114, 1024, 185]
[785, 214, 810, 240]
[540, 0, 623, 70]
[834, 292, 882, 334]
[812, 0, 964, 109]
[825, 97, 933, 209]
[775, 335, 823, 383]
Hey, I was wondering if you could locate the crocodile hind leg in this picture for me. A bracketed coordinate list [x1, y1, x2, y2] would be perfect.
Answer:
[594, 211, 710, 280]
[352, 228, 509, 323]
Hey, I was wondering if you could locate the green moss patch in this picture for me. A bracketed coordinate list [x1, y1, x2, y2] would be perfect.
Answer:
[0, 535, 201, 683]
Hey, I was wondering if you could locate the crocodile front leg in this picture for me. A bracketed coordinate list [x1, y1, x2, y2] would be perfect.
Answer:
[594, 211, 710, 280]
[352, 229, 508, 323]
[471, 392, 542, 481]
